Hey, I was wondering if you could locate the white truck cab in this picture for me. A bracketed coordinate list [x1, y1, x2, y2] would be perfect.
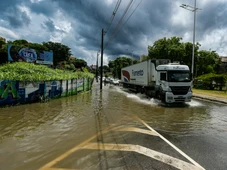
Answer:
[156, 63, 192, 103]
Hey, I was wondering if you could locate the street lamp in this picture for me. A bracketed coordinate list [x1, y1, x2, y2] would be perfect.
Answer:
[180, 0, 201, 77]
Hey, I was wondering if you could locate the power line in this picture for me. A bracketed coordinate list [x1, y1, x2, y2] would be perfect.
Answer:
[105, 0, 122, 34]
[104, 0, 134, 48]
[105, 0, 143, 49]
[108, 0, 133, 36]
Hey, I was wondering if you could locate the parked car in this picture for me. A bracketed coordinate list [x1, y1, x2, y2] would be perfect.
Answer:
[112, 79, 120, 85]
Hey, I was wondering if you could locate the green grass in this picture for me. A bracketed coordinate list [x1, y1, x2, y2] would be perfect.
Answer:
[0, 62, 94, 81]
[193, 88, 227, 98]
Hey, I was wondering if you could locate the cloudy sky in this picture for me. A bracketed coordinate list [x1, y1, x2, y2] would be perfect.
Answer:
[1, 0, 227, 65]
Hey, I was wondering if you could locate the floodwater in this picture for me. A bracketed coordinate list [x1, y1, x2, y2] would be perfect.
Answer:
[0, 82, 227, 170]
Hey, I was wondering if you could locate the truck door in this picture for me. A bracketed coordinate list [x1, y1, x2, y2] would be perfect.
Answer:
[156, 71, 167, 86]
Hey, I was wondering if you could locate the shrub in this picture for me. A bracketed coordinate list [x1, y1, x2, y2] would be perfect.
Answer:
[195, 73, 227, 90]
[0, 62, 94, 81]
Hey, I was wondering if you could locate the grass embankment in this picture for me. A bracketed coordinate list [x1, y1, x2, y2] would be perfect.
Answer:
[0, 62, 94, 81]
[193, 88, 227, 99]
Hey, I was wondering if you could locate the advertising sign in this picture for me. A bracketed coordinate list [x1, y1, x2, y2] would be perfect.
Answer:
[36, 51, 53, 65]
[8, 44, 53, 65]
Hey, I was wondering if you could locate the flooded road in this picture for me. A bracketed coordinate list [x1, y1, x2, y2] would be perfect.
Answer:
[0, 82, 227, 170]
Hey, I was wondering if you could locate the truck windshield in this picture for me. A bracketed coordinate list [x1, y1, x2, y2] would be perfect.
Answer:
[167, 71, 191, 82]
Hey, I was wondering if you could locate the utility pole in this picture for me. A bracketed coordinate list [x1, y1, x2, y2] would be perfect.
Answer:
[100, 29, 104, 90]
[192, 0, 196, 77]
[96, 51, 99, 82]
[180, 0, 200, 77]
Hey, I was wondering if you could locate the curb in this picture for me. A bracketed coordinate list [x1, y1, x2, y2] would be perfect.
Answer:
[193, 94, 227, 105]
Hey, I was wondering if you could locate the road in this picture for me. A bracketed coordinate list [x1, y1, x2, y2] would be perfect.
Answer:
[0, 82, 227, 170]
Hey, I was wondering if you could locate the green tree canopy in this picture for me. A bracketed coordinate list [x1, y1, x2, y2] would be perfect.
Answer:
[70, 58, 87, 69]
[43, 41, 72, 66]
[195, 50, 221, 77]
[147, 36, 221, 77]
[108, 56, 134, 79]
[148, 37, 200, 66]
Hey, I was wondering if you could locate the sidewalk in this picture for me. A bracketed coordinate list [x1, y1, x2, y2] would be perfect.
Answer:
[193, 92, 227, 104]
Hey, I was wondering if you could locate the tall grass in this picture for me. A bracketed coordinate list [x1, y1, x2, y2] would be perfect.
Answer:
[0, 62, 94, 81]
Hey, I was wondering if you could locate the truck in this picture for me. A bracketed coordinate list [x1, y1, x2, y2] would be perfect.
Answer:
[121, 59, 192, 103]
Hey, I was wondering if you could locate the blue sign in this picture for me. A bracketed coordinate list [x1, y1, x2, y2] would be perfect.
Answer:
[36, 51, 53, 65]
[18, 48, 37, 62]
[8, 44, 53, 65]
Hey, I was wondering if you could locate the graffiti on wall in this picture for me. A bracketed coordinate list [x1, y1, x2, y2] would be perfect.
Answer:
[0, 81, 20, 106]
[0, 78, 90, 106]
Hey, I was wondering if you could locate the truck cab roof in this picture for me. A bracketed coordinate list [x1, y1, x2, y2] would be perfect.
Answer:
[156, 64, 189, 71]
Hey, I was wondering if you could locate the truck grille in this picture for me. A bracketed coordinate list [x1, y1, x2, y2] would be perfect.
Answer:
[169, 86, 190, 95]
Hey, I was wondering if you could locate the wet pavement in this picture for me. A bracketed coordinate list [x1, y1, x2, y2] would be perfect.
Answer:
[193, 93, 227, 104]
[0, 82, 227, 170]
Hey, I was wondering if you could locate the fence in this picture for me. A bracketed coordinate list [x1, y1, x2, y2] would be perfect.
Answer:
[0, 78, 93, 106]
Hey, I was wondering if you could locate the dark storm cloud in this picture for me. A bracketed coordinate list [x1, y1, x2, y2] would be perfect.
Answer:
[51, 0, 176, 59]
[0, 0, 31, 28]
[6, 6, 31, 28]
[41, 19, 55, 32]
[0, 0, 23, 12]
[1, 0, 227, 64]
[0, 0, 56, 28]
[197, 1, 227, 38]
[28, 0, 59, 17]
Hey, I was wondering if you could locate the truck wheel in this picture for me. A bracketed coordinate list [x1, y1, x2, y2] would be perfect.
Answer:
[140, 88, 145, 94]
[156, 91, 161, 100]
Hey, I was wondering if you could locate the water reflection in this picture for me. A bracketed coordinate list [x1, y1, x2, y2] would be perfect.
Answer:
[109, 86, 213, 136]
[0, 83, 227, 170]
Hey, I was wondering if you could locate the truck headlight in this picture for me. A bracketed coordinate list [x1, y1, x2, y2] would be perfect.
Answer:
[188, 86, 192, 92]
[167, 96, 173, 100]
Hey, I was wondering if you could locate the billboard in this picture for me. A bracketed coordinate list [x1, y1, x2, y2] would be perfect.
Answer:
[8, 44, 53, 65]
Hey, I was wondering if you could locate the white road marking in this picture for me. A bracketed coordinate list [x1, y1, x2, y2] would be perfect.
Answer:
[134, 115, 205, 170]
[114, 126, 158, 136]
[83, 143, 203, 170]
[39, 115, 205, 170]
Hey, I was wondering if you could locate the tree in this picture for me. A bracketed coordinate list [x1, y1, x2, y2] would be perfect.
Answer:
[0, 40, 8, 64]
[0, 40, 6, 49]
[43, 41, 72, 66]
[27, 43, 48, 51]
[133, 59, 139, 64]
[12, 39, 28, 45]
[195, 50, 221, 77]
[140, 54, 149, 62]
[148, 36, 212, 77]
[109, 56, 133, 79]
[71, 58, 87, 69]
[148, 36, 201, 67]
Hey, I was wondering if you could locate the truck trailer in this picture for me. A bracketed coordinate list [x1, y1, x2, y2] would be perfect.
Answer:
[121, 59, 192, 103]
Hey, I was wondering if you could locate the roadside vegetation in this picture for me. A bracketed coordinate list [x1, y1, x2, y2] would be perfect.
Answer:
[0, 39, 94, 81]
[193, 88, 227, 98]
[194, 73, 227, 91]
[0, 39, 88, 71]
[0, 62, 94, 81]
[107, 36, 227, 95]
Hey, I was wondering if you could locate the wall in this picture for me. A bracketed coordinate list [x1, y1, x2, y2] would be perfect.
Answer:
[0, 78, 93, 106]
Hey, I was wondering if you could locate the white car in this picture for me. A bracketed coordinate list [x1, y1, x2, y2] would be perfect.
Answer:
[112, 79, 120, 85]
